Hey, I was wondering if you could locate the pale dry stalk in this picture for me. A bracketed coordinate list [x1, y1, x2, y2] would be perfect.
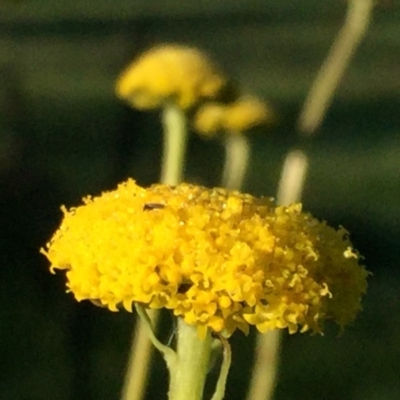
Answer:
[246, 1, 374, 400]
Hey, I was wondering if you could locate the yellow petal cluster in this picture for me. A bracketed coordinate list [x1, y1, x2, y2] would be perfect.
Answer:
[42, 179, 368, 337]
[194, 96, 275, 138]
[115, 44, 227, 110]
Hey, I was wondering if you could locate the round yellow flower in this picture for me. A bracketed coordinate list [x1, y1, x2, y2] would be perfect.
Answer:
[115, 44, 228, 110]
[42, 179, 368, 337]
[194, 96, 275, 138]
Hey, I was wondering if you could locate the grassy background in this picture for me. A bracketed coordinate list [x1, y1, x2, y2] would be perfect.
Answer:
[1, 1, 399, 399]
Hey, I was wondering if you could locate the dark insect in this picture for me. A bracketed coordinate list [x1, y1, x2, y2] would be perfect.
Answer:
[143, 203, 165, 211]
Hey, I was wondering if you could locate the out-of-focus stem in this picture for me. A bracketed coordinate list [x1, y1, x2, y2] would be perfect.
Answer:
[121, 103, 188, 400]
[298, 0, 374, 136]
[245, 330, 281, 400]
[247, 2, 374, 400]
[161, 103, 189, 185]
[276, 150, 309, 207]
[120, 311, 159, 400]
[222, 134, 250, 190]
[246, 152, 308, 400]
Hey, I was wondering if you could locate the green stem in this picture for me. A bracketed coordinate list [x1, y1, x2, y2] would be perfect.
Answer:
[168, 319, 213, 400]
[161, 103, 188, 185]
[210, 335, 232, 400]
[135, 304, 176, 370]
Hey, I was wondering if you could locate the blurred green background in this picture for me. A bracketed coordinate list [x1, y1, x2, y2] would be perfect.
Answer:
[1, 1, 399, 399]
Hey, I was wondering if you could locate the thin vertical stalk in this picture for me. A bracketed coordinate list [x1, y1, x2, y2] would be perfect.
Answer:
[210, 335, 232, 400]
[245, 330, 281, 400]
[120, 311, 158, 400]
[246, 1, 374, 400]
[298, 0, 374, 136]
[121, 103, 188, 400]
[276, 150, 309, 207]
[221, 134, 250, 190]
[160, 103, 189, 185]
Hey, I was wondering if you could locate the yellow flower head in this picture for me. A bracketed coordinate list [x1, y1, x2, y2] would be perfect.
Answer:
[115, 44, 228, 110]
[194, 96, 275, 138]
[42, 179, 368, 337]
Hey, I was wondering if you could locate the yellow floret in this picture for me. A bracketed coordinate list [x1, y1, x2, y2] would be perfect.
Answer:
[115, 44, 228, 110]
[194, 96, 275, 138]
[42, 179, 368, 337]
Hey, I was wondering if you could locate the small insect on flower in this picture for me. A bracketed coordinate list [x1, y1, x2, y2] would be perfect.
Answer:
[143, 203, 166, 211]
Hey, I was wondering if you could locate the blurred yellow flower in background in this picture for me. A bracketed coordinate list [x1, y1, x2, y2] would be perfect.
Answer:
[42, 179, 368, 337]
[194, 96, 275, 138]
[115, 44, 229, 110]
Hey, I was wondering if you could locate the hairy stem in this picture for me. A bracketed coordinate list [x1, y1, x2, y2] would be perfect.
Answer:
[168, 319, 212, 400]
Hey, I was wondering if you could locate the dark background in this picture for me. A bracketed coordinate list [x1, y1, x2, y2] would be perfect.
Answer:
[1, 1, 399, 399]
